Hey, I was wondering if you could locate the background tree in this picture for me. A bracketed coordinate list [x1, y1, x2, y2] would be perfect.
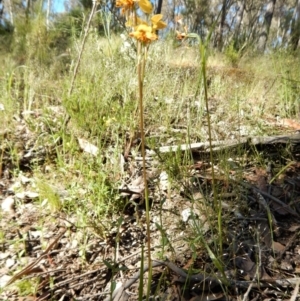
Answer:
[214, 0, 231, 50]
[156, 0, 163, 14]
[257, 0, 276, 52]
[2, 0, 300, 62]
[290, 0, 300, 50]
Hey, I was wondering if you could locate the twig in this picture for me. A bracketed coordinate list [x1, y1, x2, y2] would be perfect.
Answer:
[289, 279, 300, 301]
[104, 259, 300, 301]
[230, 174, 300, 218]
[5, 228, 67, 287]
[242, 283, 253, 301]
[47, 247, 154, 291]
[252, 188, 300, 218]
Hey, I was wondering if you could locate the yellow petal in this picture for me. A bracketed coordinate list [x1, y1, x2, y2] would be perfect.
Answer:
[137, 24, 152, 32]
[126, 15, 147, 27]
[129, 31, 140, 39]
[151, 14, 167, 30]
[153, 20, 167, 30]
[151, 14, 163, 24]
[138, 0, 152, 14]
[145, 31, 157, 40]
[136, 17, 148, 25]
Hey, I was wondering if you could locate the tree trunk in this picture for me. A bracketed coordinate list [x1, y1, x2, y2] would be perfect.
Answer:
[0, 0, 3, 20]
[234, 0, 245, 36]
[290, 0, 300, 51]
[257, 0, 276, 52]
[156, 0, 163, 14]
[7, 0, 14, 25]
[25, 0, 30, 25]
[215, 0, 228, 50]
[46, 0, 51, 31]
[228, 0, 245, 46]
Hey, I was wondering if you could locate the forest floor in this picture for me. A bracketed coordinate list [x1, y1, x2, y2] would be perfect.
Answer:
[1, 47, 300, 301]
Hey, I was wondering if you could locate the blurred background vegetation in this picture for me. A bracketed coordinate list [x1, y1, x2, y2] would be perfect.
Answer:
[0, 0, 300, 66]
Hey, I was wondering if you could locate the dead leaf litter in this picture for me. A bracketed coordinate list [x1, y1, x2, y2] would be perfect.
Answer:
[2, 111, 300, 300]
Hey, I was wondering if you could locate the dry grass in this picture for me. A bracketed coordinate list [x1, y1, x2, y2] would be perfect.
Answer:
[1, 31, 300, 299]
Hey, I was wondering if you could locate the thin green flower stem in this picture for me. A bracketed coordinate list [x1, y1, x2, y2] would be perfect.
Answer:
[138, 245, 145, 300]
[137, 41, 152, 299]
[200, 44, 223, 255]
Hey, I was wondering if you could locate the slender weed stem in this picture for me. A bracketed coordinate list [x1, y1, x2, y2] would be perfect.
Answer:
[137, 41, 152, 298]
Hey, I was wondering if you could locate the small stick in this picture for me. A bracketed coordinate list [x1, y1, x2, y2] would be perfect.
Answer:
[5, 228, 67, 287]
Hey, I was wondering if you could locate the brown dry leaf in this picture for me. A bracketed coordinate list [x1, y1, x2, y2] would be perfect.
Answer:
[295, 267, 300, 273]
[257, 220, 272, 248]
[234, 254, 271, 280]
[273, 241, 286, 253]
[257, 173, 268, 193]
[280, 118, 300, 130]
[270, 201, 294, 216]
[127, 176, 145, 194]
[289, 225, 300, 232]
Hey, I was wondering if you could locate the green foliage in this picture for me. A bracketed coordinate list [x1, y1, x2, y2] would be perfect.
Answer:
[15, 279, 38, 296]
[36, 180, 62, 212]
[0, 20, 14, 53]
[54, 8, 86, 40]
[224, 42, 240, 66]
[270, 52, 300, 117]
[279, 69, 300, 117]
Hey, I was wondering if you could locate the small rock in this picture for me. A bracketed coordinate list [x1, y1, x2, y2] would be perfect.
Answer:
[30, 230, 42, 238]
[20, 175, 31, 184]
[1, 197, 15, 213]
[181, 208, 192, 222]
[15, 191, 39, 201]
[159, 171, 169, 191]
[15, 192, 26, 199]
[5, 258, 15, 269]
[0, 275, 11, 288]
[78, 138, 99, 156]
[8, 181, 21, 192]
[0, 252, 10, 260]
[26, 191, 39, 199]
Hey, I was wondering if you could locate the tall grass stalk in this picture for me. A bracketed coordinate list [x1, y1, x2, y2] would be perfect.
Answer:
[114, 2, 167, 298]
[137, 41, 152, 297]
[64, 0, 99, 127]
[138, 244, 145, 300]
[188, 30, 223, 260]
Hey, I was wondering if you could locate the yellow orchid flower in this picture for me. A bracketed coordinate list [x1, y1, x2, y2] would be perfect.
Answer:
[116, 0, 135, 14]
[176, 25, 188, 40]
[129, 14, 166, 43]
[125, 16, 147, 27]
[138, 0, 153, 14]
[130, 24, 158, 43]
[116, 0, 153, 15]
[151, 14, 167, 30]
[116, 0, 166, 43]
